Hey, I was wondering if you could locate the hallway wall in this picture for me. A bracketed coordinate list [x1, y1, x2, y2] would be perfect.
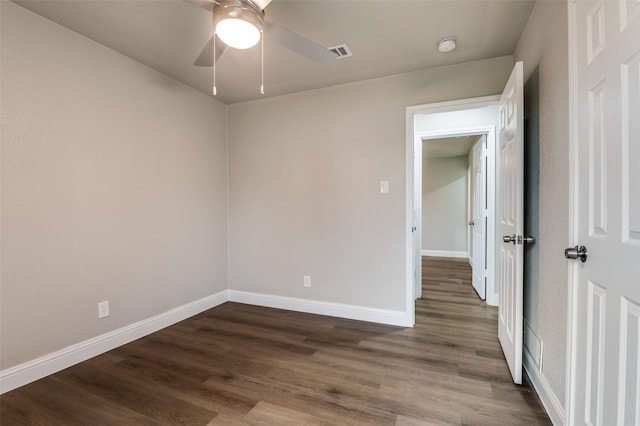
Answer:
[422, 155, 469, 255]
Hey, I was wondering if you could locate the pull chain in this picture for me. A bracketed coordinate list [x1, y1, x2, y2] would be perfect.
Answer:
[213, 30, 264, 96]
[213, 33, 217, 96]
[260, 28, 264, 95]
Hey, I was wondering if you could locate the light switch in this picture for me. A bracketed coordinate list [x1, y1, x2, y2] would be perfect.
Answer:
[380, 181, 389, 194]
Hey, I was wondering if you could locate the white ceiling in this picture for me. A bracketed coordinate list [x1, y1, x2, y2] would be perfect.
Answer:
[12, 0, 535, 104]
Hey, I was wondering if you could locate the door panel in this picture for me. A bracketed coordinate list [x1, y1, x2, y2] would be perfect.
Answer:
[472, 136, 486, 299]
[618, 297, 640, 425]
[497, 61, 524, 385]
[570, 0, 640, 423]
[588, 80, 607, 237]
[622, 52, 640, 245]
[585, 280, 606, 425]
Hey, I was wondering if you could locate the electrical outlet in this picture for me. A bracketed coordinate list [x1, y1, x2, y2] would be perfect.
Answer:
[303, 275, 311, 288]
[98, 300, 109, 319]
[380, 181, 390, 194]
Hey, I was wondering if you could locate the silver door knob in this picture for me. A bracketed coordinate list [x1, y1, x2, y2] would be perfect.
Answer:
[503, 235, 516, 243]
[565, 245, 588, 262]
[524, 236, 535, 244]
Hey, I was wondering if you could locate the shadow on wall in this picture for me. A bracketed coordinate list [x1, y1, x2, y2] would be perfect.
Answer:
[523, 67, 540, 331]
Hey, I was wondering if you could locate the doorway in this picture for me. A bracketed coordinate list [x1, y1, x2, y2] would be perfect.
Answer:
[406, 97, 500, 305]
[421, 134, 486, 299]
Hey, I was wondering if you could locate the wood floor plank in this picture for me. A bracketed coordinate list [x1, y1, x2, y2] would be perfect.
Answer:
[0, 257, 551, 425]
[204, 371, 396, 425]
[244, 401, 334, 426]
[102, 352, 257, 416]
[56, 364, 217, 424]
[6, 374, 160, 425]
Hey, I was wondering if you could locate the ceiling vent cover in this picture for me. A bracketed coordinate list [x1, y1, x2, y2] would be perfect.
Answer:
[328, 43, 352, 59]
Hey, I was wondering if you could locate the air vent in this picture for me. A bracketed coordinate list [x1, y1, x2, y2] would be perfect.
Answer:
[328, 43, 352, 59]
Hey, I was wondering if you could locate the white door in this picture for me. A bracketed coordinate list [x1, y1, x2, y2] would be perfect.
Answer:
[568, 1, 640, 424]
[471, 136, 487, 300]
[497, 61, 524, 385]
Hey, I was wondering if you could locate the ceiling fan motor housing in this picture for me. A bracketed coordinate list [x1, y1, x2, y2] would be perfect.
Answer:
[212, 0, 265, 32]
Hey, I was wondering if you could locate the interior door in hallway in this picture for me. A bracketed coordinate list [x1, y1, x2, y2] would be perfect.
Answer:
[497, 61, 524, 385]
[471, 135, 487, 300]
[568, 1, 640, 424]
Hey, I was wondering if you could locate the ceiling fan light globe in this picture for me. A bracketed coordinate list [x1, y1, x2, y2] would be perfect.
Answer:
[216, 18, 261, 49]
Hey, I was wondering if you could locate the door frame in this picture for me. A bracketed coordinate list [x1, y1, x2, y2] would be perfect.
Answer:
[406, 95, 500, 307]
[565, 0, 584, 422]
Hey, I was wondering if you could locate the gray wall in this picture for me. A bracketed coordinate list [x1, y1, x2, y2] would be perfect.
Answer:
[228, 57, 513, 312]
[515, 0, 570, 405]
[422, 155, 469, 254]
[0, 3, 229, 370]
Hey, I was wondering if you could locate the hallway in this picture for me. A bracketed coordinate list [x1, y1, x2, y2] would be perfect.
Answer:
[411, 256, 550, 424]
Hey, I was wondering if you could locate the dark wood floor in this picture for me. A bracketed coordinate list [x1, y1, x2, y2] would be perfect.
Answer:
[0, 257, 550, 425]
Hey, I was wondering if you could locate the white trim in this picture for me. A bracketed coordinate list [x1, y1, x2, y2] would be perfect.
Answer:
[0, 288, 415, 395]
[421, 250, 468, 258]
[405, 95, 500, 314]
[228, 290, 413, 327]
[413, 119, 423, 300]
[0, 291, 229, 395]
[566, 1, 580, 424]
[467, 163, 473, 261]
[405, 103, 418, 321]
[524, 350, 566, 425]
[420, 126, 497, 306]
[485, 125, 498, 307]
[406, 95, 500, 115]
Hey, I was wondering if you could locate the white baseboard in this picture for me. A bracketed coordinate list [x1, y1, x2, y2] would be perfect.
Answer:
[1, 289, 413, 394]
[0, 290, 229, 395]
[523, 349, 565, 425]
[228, 290, 413, 327]
[421, 250, 468, 258]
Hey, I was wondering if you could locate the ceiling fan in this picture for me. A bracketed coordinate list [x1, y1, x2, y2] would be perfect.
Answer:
[186, 0, 338, 67]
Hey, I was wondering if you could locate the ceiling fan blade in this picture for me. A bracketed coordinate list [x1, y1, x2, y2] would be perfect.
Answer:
[251, 0, 273, 11]
[194, 35, 227, 66]
[264, 21, 338, 65]
[183, 0, 218, 12]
